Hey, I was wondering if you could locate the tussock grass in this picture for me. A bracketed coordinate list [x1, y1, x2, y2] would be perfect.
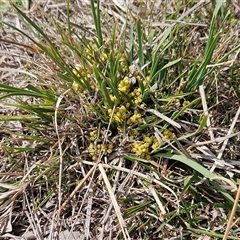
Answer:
[0, 0, 240, 239]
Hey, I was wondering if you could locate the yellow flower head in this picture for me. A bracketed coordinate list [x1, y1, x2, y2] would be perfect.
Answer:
[118, 77, 130, 94]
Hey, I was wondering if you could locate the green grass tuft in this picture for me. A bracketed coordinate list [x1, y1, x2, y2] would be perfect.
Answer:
[0, 1, 240, 239]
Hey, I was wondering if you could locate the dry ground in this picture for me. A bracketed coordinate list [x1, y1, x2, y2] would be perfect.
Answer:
[1, 0, 240, 239]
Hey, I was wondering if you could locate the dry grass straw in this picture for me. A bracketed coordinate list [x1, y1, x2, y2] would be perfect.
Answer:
[98, 163, 131, 240]
[223, 184, 240, 240]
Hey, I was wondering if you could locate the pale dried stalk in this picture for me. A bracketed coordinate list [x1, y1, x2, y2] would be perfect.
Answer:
[98, 163, 131, 240]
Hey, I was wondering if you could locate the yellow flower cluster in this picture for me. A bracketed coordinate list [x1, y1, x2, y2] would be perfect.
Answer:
[132, 142, 150, 157]
[127, 110, 142, 125]
[107, 72, 148, 126]
[163, 129, 173, 140]
[132, 135, 160, 158]
[73, 41, 110, 96]
[119, 56, 128, 73]
[85, 41, 110, 64]
[143, 135, 154, 145]
[100, 52, 108, 62]
[108, 106, 143, 126]
[88, 143, 113, 161]
[72, 80, 84, 93]
[89, 130, 97, 141]
[108, 105, 130, 123]
[182, 100, 190, 107]
[118, 77, 130, 94]
[175, 81, 186, 95]
[110, 94, 117, 103]
[85, 43, 98, 57]
[72, 67, 95, 94]
[171, 81, 187, 107]
[130, 88, 142, 106]
[129, 130, 139, 140]
[145, 76, 150, 85]
[152, 141, 160, 151]
[144, 135, 160, 150]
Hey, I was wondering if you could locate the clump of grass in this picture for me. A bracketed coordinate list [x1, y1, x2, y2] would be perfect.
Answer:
[0, 0, 240, 239]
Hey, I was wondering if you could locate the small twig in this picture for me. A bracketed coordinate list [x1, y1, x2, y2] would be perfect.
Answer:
[147, 109, 181, 128]
[223, 184, 240, 240]
[187, 131, 240, 150]
[149, 186, 166, 219]
[58, 165, 96, 215]
[98, 163, 131, 240]
[0, 38, 40, 53]
[82, 160, 179, 214]
[101, 158, 137, 224]
[54, 89, 71, 215]
[84, 184, 93, 240]
[199, 85, 215, 142]
[101, 157, 124, 224]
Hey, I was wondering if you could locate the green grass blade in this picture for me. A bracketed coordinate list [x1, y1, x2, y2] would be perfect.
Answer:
[154, 152, 216, 178]
[0, 83, 55, 101]
[154, 152, 238, 209]
[101, 80, 113, 108]
[136, 21, 144, 67]
[90, 0, 103, 47]
[128, 25, 134, 64]
[178, 115, 208, 140]
[185, 0, 227, 91]
[160, 58, 181, 71]
[123, 201, 153, 218]
[154, 27, 172, 53]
